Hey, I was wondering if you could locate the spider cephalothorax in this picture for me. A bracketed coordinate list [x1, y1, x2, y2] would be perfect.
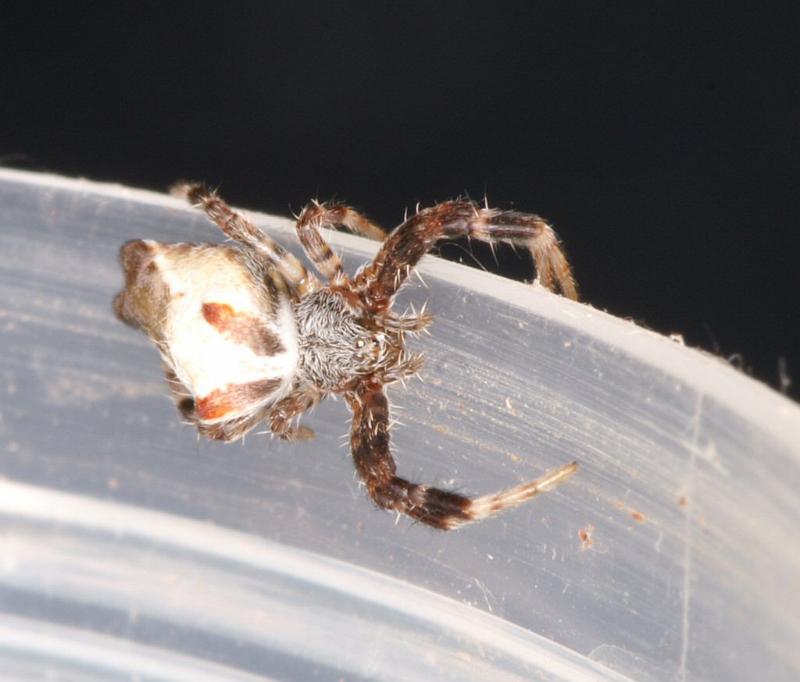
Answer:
[114, 183, 578, 530]
[293, 288, 415, 392]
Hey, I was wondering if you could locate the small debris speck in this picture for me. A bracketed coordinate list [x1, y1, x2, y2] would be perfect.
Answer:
[578, 524, 595, 550]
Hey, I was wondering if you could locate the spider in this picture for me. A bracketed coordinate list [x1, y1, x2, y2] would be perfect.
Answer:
[114, 183, 579, 530]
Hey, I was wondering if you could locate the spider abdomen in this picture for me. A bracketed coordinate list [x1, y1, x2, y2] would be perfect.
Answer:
[115, 240, 298, 426]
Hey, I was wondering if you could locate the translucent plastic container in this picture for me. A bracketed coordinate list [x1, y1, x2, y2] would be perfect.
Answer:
[1, 168, 798, 681]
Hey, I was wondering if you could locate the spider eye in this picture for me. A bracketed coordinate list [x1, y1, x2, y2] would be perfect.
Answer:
[355, 339, 366, 349]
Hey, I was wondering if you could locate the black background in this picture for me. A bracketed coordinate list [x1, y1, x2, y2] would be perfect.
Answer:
[3, 3, 798, 399]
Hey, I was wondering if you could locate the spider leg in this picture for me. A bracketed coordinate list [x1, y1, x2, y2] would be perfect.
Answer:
[384, 302, 433, 334]
[355, 200, 577, 309]
[295, 201, 387, 281]
[299, 200, 387, 241]
[347, 380, 578, 530]
[266, 386, 322, 440]
[172, 182, 318, 296]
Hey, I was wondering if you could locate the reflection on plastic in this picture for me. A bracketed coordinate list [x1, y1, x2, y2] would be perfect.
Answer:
[1, 479, 627, 681]
[1, 170, 799, 681]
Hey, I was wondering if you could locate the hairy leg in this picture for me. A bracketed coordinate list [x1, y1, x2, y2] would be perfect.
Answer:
[295, 201, 387, 281]
[346, 380, 578, 530]
[172, 182, 318, 297]
[299, 200, 387, 241]
[355, 200, 577, 310]
[267, 386, 322, 440]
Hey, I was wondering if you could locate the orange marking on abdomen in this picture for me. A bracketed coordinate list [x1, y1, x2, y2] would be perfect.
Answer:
[196, 388, 235, 421]
[202, 302, 237, 330]
[196, 377, 283, 423]
[201, 302, 285, 356]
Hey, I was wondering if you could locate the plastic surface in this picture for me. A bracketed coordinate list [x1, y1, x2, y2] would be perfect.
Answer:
[1, 169, 799, 681]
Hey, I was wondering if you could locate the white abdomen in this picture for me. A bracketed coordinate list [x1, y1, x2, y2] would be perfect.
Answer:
[153, 244, 298, 423]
